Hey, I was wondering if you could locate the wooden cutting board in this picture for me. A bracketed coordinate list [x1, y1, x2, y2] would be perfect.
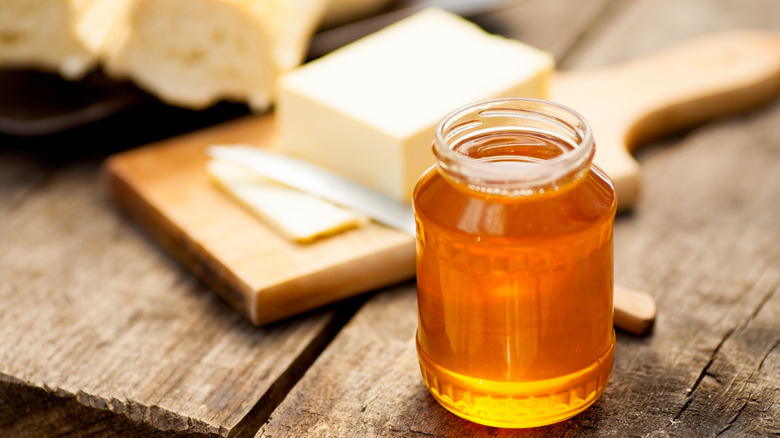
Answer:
[103, 31, 780, 326]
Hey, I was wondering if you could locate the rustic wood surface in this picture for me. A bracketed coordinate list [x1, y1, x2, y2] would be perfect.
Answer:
[0, 149, 360, 436]
[260, 0, 780, 436]
[2, 0, 780, 437]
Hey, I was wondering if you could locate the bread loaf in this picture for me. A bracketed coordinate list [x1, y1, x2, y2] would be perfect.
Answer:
[0, 0, 102, 80]
[101, 0, 328, 111]
[0, 0, 396, 110]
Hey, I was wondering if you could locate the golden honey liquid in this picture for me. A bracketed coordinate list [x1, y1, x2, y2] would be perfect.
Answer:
[413, 133, 617, 428]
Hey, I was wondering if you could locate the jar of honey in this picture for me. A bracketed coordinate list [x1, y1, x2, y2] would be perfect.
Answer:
[413, 98, 617, 428]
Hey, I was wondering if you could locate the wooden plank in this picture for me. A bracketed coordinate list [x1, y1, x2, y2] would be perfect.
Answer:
[0, 156, 354, 437]
[561, 0, 780, 69]
[669, 274, 780, 436]
[0, 149, 55, 220]
[607, 97, 780, 437]
[258, 0, 780, 436]
[582, 0, 780, 433]
[257, 284, 425, 437]
[471, 0, 611, 60]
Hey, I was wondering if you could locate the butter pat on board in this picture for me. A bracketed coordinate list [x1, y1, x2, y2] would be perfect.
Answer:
[277, 8, 554, 203]
[207, 158, 366, 242]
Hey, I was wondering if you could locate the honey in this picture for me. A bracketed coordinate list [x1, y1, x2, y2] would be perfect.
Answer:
[413, 99, 617, 428]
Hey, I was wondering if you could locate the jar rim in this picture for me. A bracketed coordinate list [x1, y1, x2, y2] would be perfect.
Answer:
[433, 98, 595, 194]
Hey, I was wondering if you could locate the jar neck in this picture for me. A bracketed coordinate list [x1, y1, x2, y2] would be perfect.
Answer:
[434, 98, 594, 196]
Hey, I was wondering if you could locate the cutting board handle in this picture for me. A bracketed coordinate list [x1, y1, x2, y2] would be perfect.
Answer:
[553, 31, 780, 210]
[614, 286, 657, 336]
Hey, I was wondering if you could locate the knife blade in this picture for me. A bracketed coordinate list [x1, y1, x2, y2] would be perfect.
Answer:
[207, 145, 417, 236]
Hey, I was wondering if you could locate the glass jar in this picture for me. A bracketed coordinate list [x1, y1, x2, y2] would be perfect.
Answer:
[413, 98, 617, 428]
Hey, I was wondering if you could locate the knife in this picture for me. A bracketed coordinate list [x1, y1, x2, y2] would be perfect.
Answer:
[208, 145, 417, 235]
[207, 145, 657, 336]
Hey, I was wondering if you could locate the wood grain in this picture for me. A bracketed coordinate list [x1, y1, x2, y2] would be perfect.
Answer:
[258, 0, 780, 436]
[2, 0, 780, 436]
[0, 155, 354, 436]
[471, 0, 612, 61]
[0, 148, 56, 219]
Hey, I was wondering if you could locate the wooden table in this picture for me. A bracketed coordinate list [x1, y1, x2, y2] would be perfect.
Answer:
[2, 0, 779, 436]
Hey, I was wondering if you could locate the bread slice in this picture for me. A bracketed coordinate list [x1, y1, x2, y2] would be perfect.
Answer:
[101, 0, 328, 111]
[0, 0, 402, 108]
[0, 0, 102, 80]
[75, 0, 135, 58]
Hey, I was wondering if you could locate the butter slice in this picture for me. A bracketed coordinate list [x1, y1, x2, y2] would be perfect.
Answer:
[207, 159, 366, 243]
[277, 7, 554, 203]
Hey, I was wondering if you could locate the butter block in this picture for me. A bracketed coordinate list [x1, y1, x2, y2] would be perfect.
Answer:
[277, 8, 554, 203]
[207, 159, 366, 243]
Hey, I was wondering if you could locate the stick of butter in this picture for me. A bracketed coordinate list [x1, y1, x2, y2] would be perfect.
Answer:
[277, 7, 554, 203]
[207, 159, 367, 243]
